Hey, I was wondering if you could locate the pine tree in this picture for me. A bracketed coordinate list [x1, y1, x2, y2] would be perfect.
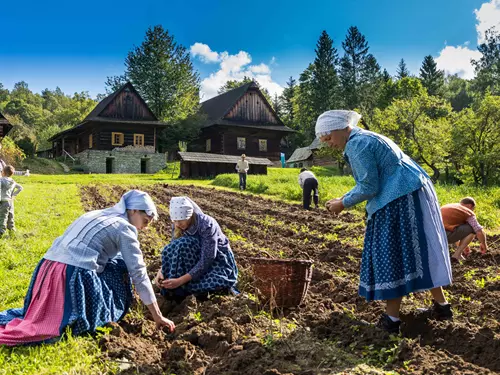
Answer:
[382, 69, 392, 81]
[339, 26, 370, 109]
[297, 64, 317, 141]
[359, 54, 382, 127]
[396, 59, 410, 79]
[280, 76, 296, 126]
[272, 93, 283, 117]
[311, 30, 340, 118]
[471, 28, 500, 95]
[419, 55, 444, 96]
[106, 25, 200, 122]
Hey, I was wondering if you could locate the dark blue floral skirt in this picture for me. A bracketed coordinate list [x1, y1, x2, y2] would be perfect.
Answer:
[0, 257, 133, 344]
[359, 182, 452, 301]
[161, 235, 238, 296]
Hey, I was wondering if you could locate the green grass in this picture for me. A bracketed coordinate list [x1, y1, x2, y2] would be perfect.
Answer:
[0, 168, 498, 373]
[20, 158, 65, 175]
[212, 167, 500, 231]
[0, 182, 121, 374]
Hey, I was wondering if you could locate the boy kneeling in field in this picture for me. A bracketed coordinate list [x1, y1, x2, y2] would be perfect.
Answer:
[441, 197, 488, 262]
[0, 165, 23, 237]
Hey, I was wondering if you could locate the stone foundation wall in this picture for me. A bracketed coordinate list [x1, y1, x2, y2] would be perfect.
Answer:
[75, 150, 166, 174]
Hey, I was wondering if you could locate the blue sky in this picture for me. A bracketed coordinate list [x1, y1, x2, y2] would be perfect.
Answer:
[1, 0, 498, 99]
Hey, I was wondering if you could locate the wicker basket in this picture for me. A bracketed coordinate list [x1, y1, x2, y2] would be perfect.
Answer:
[248, 257, 314, 308]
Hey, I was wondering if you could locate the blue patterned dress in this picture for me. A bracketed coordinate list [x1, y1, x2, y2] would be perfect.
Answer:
[342, 128, 452, 301]
[161, 213, 238, 297]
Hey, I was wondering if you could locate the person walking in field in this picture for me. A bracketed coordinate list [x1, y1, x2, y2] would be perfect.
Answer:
[441, 197, 488, 262]
[318, 110, 453, 334]
[0, 165, 23, 237]
[298, 168, 319, 210]
[154, 196, 239, 302]
[0, 190, 175, 346]
[236, 154, 249, 191]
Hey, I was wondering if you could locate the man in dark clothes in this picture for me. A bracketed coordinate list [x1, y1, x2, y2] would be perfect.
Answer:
[298, 168, 319, 210]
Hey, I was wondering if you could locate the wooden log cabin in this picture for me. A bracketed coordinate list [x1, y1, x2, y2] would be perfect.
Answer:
[49, 82, 168, 157]
[196, 82, 294, 161]
[0, 113, 13, 141]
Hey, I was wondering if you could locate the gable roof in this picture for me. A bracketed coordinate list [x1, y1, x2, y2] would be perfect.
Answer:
[286, 147, 313, 163]
[201, 82, 254, 122]
[199, 81, 292, 132]
[85, 82, 158, 121]
[286, 138, 325, 163]
[309, 138, 324, 150]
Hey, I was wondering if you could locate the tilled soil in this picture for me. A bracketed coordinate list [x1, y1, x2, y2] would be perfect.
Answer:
[80, 184, 500, 375]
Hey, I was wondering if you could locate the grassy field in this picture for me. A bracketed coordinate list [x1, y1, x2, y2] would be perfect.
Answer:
[213, 167, 500, 231]
[0, 182, 118, 375]
[1, 169, 499, 374]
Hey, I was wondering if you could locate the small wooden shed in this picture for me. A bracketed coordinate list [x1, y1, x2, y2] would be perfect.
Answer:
[179, 152, 273, 178]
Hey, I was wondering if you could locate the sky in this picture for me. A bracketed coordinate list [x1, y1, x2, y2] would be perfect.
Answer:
[1, 0, 499, 100]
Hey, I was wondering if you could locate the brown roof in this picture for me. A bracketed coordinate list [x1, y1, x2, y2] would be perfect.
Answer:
[199, 82, 291, 131]
[179, 152, 273, 166]
[200, 82, 253, 122]
[49, 82, 167, 141]
[85, 82, 158, 121]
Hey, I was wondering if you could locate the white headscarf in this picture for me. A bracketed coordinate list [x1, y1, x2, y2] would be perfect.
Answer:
[57, 190, 157, 250]
[315, 110, 362, 138]
[169, 196, 203, 221]
[104, 189, 158, 220]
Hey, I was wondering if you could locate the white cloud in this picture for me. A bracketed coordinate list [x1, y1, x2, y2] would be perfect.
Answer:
[435, 45, 482, 79]
[190, 43, 220, 63]
[250, 63, 271, 74]
[475, 0, 500, 44]
[191, 43, 283, 100]
[435, 0, 500, 79]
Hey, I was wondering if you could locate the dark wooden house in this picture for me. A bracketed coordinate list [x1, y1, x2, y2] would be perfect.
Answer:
[196, 82, 294, 161]
[0, 113, 13, 140]
[49, 82, 168, 157]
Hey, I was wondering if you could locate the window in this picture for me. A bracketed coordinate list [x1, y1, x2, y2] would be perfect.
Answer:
[259, 139, 268, 152]
[206, 138, 211, 152]
[89, 134, 93, 149]
[134, 133, 144, 147]
[112, 132, 124, 146]
[237, 137, 246, 150]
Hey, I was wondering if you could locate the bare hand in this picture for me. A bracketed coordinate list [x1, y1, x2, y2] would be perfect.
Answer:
[326, 199, 344, 215]
[480, 242, 488, 254]
[154, 270, 164, 289]
[155, 316, 175, 332]
[162, 277, 184, 289]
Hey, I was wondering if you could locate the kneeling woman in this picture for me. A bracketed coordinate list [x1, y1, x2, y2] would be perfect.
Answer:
[155, 196, 238, 299]
[0, 190, 174, 346]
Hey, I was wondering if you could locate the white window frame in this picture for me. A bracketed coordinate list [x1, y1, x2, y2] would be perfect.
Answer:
[259, 139, 268, 152]
[237, 137, 246, 150]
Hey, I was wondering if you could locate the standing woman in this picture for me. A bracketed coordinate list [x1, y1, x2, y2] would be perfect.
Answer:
[0, 190, 174, 346]
[155, 196, 238, 300]
[317, 110, 453, 334]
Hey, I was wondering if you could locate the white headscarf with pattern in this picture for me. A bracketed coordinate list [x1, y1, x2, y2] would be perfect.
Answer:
[315, 110, 362, 138]
[169, 196, 203, 221]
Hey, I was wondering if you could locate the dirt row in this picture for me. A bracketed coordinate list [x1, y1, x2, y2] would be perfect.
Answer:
[80, 184, 500, 375]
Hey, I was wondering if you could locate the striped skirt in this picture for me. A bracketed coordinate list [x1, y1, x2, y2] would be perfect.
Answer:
[359, 180, 452, 301]
[0, 258, 132, 346]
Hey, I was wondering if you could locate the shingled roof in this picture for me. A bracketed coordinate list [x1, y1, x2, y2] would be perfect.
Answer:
[199, 81, 293, 132]
[179, 152, 273, 166]
[85, 82, 158, 121]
